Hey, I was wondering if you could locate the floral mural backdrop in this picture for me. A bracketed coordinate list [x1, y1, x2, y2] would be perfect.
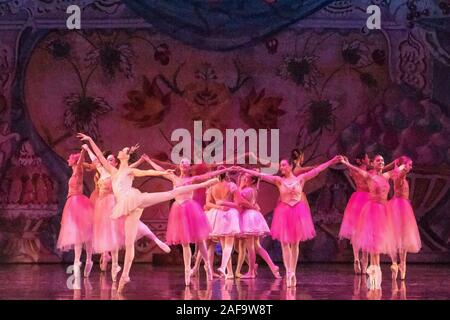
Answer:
[0, 0, 449, 263]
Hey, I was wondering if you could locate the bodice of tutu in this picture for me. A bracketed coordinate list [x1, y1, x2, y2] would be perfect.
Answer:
[350, 170, 369, 192]
[98, 175, 113, 197]
[238, 187, 257, 209]
[278, 178, 304, 206]
[393, 176, 409, 199]
[367, 174, 390, 204]
[112, 168, 134, 198]
[173, 178, 194, 204]
[67, 170, 83, 197]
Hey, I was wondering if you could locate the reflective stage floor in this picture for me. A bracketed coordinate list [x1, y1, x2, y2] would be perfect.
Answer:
[0, 263, 449, 300]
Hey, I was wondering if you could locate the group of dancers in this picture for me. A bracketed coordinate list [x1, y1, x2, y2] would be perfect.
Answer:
[56, 133, 421, 292]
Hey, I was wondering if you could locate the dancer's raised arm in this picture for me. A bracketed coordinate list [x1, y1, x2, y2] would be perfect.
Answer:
[142, 155, 177, 182]
[236, 166, 282, 185]
[300, 155, 341, 182]
[77, 133, 116, 174]
[129, 155, 146, 169]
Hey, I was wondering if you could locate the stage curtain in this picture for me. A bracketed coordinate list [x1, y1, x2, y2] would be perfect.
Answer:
[121, 0, 334, 51]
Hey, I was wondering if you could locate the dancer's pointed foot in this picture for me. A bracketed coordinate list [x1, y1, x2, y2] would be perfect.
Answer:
[154, 238, 171, 253]
[391, 263, 399, 281]
[354, 259, 361, 274]
[205, 266, 213, 281]
[111, 264, 121, 282]
[399, 262, 406, 280]
[235, 272, 243, 278]
[254, 263, 259, 276]
[285, 272, 292, 288]
[271, 265, 282, 279]
[184, 269, 192, 286]
[366, 265, 377, 290]
[118, 276, 130, 292]
[84, 261, 93, 278]
[217, 267, 227, 278]
[290, 272, 297, 287]
[225, 272, 234, 280]
[241, 272, 256, 279]
[100, 253, 111, 272]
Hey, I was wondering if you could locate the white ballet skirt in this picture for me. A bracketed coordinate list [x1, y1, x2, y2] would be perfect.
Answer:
[111, 169, 143, 219]
[207, 207, 241, 237]
[238, 209, 270, 237]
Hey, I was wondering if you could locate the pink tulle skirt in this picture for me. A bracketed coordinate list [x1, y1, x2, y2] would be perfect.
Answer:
[271, 201, 316, 244]
[57, 195, 94, 251]
[208, 208, 241, 237]
[351, 201, 396, 255]
[92, 193, 121, 253]
[387, 197, 422, 253]
[339, 191, 370, 240]
[238, 209, 270, 237]
[165, 199, 211, 245]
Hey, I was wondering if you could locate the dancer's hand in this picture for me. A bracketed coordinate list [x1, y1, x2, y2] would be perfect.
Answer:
[77, 133, 92, 142]
[81, 144, 90, 151]
[130, 143, 140, 154]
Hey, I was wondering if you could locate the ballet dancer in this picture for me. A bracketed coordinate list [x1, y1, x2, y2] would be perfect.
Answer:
[234, 172, 281, 279]
[82, 145, 171, 280]
[56, 148, 94, 278]
[144, 156, 231, 286]
[237, 155, 342, 287]
[339, 153, 371, 274]
[387, 156, 421, 280]
[202, 167, 241, 279]
[341, 155, 398, 289]
[77, 133, 219, 288]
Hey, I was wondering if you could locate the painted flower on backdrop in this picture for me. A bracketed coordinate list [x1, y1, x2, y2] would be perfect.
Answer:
[278, 55, 322, 90]
[341, 40, 371, 67]
[63, 94, 113, 140]
[122, 76, 171, 128]
[46, 39, 71, 60]
[239, 87, 284, 129]
[86, 42, 134, 79]
[301, 99, 339, 134]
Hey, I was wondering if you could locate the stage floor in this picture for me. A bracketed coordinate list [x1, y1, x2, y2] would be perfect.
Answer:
[0, 263, 449, 300]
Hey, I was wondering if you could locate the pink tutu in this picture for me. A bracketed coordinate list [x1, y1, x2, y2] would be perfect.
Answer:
[271, 201, 315, 244]
[238, 209, 270, 237]
[208, 208, 241, 237]
[387, 197, 421, 253]
[165, 199, 211, 245]
[339, 191, 370, 240]
[92, 193, 122, 253]
[351, 201, 396, 255]
[57, 195, 94, 251]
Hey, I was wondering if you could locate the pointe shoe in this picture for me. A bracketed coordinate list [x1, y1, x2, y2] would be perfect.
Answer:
[290, 272, 297, 287]
[217, 267, 227, 278]
[184, 269, 192, 286]
[118, 276, 130, 292]
[111, 264, 121, 282]
[375, 266, 382, 289]
[154, 239, 171, 253]
[391, 263, 399, 281]
[100, 253, 111, 272]
[361, 256, 368, 274]
[205, 267, 213, 282]
[73, 262, 82, 281]
[271, 266, 282, 279]
[84, 261, 94, 278]
[399, 263, 406, 280]
[286, 272, 292, 288]
[235, 272, 243, 278]
[241, 272, 256, 279]
[254, 264, 259, 276]
[366, 265, 377, 290]
[354, 259, 361, 275]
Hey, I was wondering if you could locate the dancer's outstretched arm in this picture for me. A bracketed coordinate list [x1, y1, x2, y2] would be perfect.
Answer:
[142, 155, 177, 182]
[188, 167, 231, 184]
[301, 155, 341, 182]
[77, 133, 116, 174]
[342, 158, 369, 179]
[131, 168, 173, 178]
[235, 166, 282, 186]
